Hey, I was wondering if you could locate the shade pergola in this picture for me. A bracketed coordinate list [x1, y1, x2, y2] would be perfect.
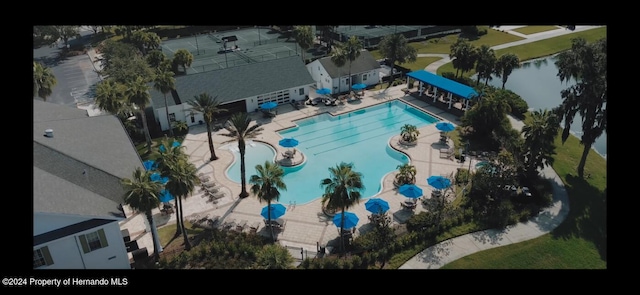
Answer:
[406, 70, 479, 110]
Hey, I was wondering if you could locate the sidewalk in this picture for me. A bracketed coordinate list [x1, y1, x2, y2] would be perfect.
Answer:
[397, 25, 603, 269]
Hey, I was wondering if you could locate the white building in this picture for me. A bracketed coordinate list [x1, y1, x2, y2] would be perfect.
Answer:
[33, 100, 141, 269]
[305, 50, 381, 95]
[148, 55, 316, 132]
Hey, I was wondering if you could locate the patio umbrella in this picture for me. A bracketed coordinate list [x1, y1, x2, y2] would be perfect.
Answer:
[365, 198, 390, 214]
[159, 141, 180, 153]
[427, 175, 451, 190]
[436, 122, 456, 132]
[316, 88, 331, 95]
[150, 172, 169, 184]
[143, 160, 156, 171]
[279, 138, 299, 148]
[351, 83, 366, 96]
[333, 212, 359, 230]
[399, 184, 423, 199]
[158, 189, 174, 203]
[260, 101, 278, 110]
[261, 203, 287, 220]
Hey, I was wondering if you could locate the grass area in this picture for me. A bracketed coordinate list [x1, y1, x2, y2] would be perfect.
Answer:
[157, 220, 204, 248]
[512, 26, 561, 35]
[437, 26, 607, 76]
[408, 26, 524, 55]
[441, 131, 607, 269]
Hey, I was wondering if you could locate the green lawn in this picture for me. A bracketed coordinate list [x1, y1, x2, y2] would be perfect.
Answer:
[512, 25, 561, 35]
[441, 130, 607, 269]
[437, 26, 607, 76]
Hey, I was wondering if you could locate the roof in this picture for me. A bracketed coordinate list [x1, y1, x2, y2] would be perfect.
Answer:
[406, 70, 479, 99]
[33, 100, 143, 218]
[149, 55, 316, 109]
[317, 50, 381, 78]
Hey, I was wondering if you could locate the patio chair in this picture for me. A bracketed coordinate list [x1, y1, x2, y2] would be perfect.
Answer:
[249, 221, 261, 234]
[236, 220, 248, 232]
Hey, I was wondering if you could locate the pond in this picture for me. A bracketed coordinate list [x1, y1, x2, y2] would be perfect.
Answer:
[482, 54, 607, 159]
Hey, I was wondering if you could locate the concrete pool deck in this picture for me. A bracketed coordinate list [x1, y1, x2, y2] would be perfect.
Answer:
[119, 84, 494, 262]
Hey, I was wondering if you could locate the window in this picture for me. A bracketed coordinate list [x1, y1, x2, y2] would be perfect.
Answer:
[363, 73, 368, 81]
[33, 246, 53, 268]
[190, 114, 195, 123]
[169, 113, 176, 122]
[298, 88, 304, 95]
[78, 229, 109, 253]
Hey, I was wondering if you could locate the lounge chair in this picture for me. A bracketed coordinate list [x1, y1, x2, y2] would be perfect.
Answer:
[236, 220, 248, 232]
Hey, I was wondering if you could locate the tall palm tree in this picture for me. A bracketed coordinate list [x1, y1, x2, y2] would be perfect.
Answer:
[330, 36, 363, 93]
[187, 93, 227, 161]
[153, 69, 176, 137]
[95, 78, 130, 116]
[121, 167, 164, 262]
[220, 112, 264, 198]
[293, 25, 313, 63]
[522, 109, 559, 178]
[163, 155, 200, 251]
[33, 61, 57, 101]
[320, 162, 364, 253]
[449, 38, 478, 78]
[378, 34, 417, 86]
[250, 161, 287, 242]
[172, 49, 193, 74]
[125, 76, 154, 154]
[475, 44, 496, 86]
[554, 37, 607, 178]
[495, 53, 520, 89]
[155, 137, 189, 237]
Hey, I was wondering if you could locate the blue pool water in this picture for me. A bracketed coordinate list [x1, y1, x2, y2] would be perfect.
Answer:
[226, 100, 439, 205]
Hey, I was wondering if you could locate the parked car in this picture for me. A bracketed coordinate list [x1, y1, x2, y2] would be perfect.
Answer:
[521, 187, 532, 197]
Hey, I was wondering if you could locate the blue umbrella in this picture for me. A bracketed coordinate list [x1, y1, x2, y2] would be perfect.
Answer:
[278, 138, 299, 148]
[159, 141, 180, 152]
[351, 83, 367, 90]
[436, 122, 456, 132]
[399, 184, 423, 199]
[261, 203, 287, 220]
[365, 198, 390, 214]
[150, 173, 169, 184]
[143, 160, 156, 171]
[333, 212, 359, 230]
[316, 88, 331, 95]
[159, 189, 174, 202]
[260, 101, 278, 110]
[427, 175, 451, 190]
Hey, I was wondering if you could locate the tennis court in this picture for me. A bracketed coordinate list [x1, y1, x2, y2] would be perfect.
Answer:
[161, 27, 300, 74]
[335, 25, 459, 48]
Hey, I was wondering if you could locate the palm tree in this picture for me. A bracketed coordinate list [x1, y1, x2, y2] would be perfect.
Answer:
[172, 49, 193, 74]
[394, 163, 417, 187]
[378, 33, 417, 87]
[250, 160, 286, 242]
[475, 44, 496, 86]
[95, 79, 128, 116]
[495, 53, 520, 89]
[554, 37, 607, 178]
[220, 112, 264, 198]
[293, 25, 313, 63]
[522, 109, 559, 178]
[125, 76, 154, 154]
[155, 137, 189, 237]
[316, 25, 338, 53]
[330, 36, 363, 93]
[121, 167, 164, 262]
[33, 61, 57, 101]
[449, 38, 478, 78]
[254, 244, 294, 269]
[153, 69, 176, 137]
[400, 124, 420, 143]
[187, 93, 227, 161]
[320, 162, 364, 253]
[163, 154, 200, 251]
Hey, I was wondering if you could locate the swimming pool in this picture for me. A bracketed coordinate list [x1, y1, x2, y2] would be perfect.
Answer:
[226, 100, 439, 205]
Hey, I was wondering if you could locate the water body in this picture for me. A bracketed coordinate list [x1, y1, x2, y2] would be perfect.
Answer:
[484, 54, 607, 159]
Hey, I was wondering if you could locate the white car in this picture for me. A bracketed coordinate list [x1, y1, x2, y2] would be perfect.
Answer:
[521, 187, 532, 197]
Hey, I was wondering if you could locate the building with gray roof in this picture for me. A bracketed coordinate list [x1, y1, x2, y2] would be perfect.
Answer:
[33, 100, 141, 269]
